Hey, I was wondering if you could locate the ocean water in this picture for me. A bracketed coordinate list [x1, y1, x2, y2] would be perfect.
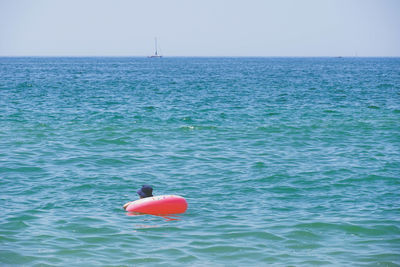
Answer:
[0, 57, 399, 266]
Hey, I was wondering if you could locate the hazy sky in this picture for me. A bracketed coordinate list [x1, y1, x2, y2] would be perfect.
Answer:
[0, 0, 399, 56]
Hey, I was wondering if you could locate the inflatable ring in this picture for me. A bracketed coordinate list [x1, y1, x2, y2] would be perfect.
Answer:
[125, 195, 187, 215]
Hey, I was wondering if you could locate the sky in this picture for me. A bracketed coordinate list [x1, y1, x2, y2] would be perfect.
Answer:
[0, 0, 399, 57]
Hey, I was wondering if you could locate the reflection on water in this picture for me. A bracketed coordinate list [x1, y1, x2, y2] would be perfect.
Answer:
[126, 212, 181, 222]
[133, 224, 160, 230]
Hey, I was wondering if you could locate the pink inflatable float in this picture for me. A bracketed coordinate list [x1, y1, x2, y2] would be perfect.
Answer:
[125, 195, 188, 215]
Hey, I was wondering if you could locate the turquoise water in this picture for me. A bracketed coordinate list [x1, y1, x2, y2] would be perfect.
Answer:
[1, 57, 399, 266]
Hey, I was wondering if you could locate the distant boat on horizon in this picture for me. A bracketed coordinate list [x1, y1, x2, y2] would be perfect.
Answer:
[148, 38, 162, 58]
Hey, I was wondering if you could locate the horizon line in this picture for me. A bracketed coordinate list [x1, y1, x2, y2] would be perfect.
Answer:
[1, 55, 400, 58]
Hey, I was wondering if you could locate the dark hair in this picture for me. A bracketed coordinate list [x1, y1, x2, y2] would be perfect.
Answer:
[137, 185, 153, 198]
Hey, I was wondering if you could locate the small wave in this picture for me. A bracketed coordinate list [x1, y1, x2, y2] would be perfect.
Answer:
[16, 82, 34, 88]
[8, 214, 39, 222]
[294, 221, 399, 237]
[286, 241, 323, 250]
[0, 166, 44, 173]
[0, 250, 38, 265]
[57, 222, 118, 235]
[256, 126, 282, 133]
[193, 245, 251, 253]
[94, 137, 130, 145]
[343, 223, 400, 236]
[377, 83, 394, 89]
[252, 161, 267, 168]
[179, 125, 217, 131]
[221, 231, 284, 241]
[1, 220, 29, 230]
[270, 186, 299, 194]
[176, 255, 199, 263]
[295, 222, 338, 230]
[96, 158, 126, 165]
[65, 184, 93, 192]
[367, 105, 380, 109]
[180, 125, 195, 131]
[124, 257, 162, 264]
[78, 236, 115, 244]
[323, 109, 339, 113]
[286, 230, 322, 240]
[54, 156, 98, 165]
[144, 106, 155, 111]
[149, 248, 185, 257]
[338, 174, 396, 185]
[300, 260, 333, 265]
[252, 174, 290, 183]
[181, 116, 193, 122]
[129, 128, 154, 133]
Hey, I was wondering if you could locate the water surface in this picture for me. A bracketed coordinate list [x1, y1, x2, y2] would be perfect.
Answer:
[0, 57, 399, 266]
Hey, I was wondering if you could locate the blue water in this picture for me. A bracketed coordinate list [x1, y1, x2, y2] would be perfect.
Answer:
[1, 57, 399, 266]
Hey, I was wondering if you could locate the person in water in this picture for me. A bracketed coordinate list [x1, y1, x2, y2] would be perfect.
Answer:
[123, 185, 153, 210]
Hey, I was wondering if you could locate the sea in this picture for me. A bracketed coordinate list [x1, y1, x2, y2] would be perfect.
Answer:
[0, 57, 399, 266]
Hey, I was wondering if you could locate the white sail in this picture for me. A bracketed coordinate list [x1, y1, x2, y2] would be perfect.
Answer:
[148, 38, 162, 58]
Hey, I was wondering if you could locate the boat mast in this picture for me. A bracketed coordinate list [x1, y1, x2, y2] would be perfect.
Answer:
[155, 38, 158, 56]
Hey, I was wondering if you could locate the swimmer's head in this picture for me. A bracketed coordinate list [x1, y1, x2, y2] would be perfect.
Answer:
[137, 185, 153, 198]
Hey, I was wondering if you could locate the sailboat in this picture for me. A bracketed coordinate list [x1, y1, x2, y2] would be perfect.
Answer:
[148, 38, 162, 58]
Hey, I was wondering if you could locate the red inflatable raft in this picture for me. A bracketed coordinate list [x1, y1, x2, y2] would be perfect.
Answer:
[125, 195, 188, 215]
